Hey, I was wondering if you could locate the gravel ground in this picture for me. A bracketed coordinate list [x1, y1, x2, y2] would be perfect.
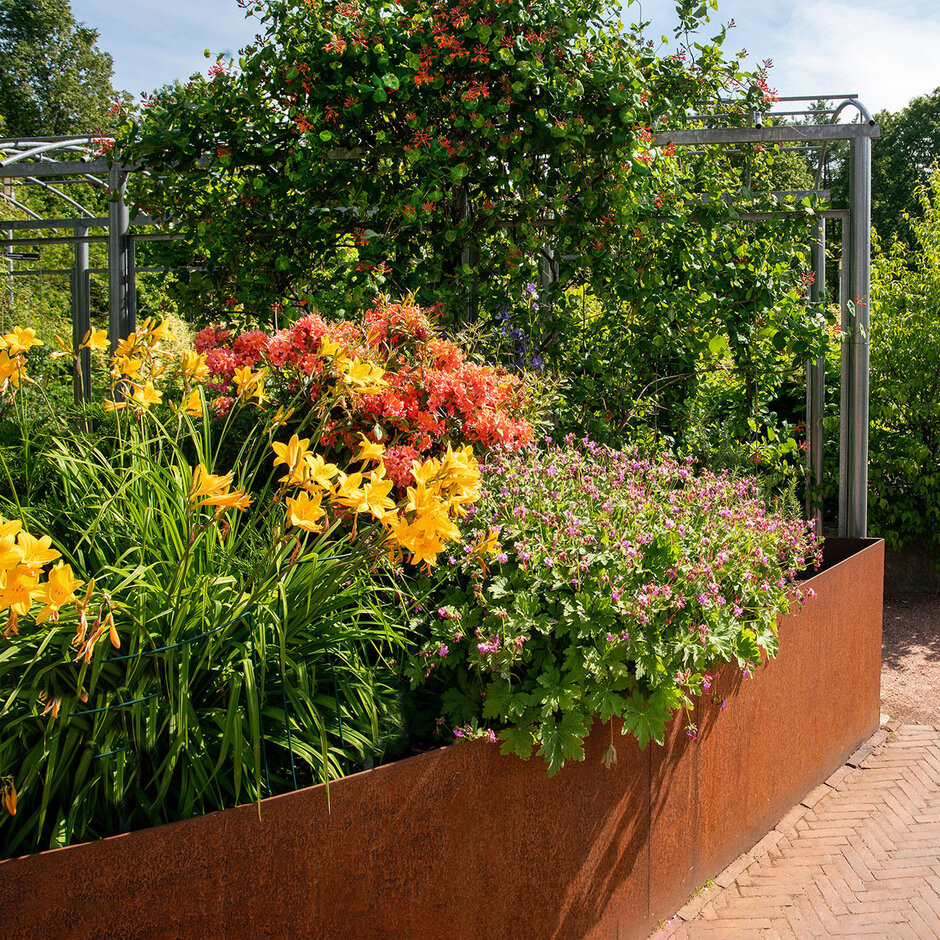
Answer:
[882, 593, 940, 724]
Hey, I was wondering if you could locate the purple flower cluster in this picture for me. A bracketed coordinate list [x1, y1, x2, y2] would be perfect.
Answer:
[407, 435, 822, 767]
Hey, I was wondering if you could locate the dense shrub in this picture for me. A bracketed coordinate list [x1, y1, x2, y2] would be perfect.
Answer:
[194, 299, 535, 484]
[117, 0, 779, 327]
[401, 437, 820, 774]
[820, 172, 940, 551]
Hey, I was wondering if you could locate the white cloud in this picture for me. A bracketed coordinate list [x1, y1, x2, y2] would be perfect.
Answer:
[71, 0, 260, 95]
[626, 0, 940, 114]
[774, 0, 940, 114]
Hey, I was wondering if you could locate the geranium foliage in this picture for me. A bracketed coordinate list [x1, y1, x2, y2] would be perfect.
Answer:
[404, 437, 820, 774]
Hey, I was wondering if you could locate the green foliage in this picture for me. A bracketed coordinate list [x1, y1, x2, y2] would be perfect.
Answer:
[822, 172, 940, 551]
[0, 0, 116, 136]
[116, 0, 775, 326]
[401, 439, 818, 775]
[0, 397, 405, 857]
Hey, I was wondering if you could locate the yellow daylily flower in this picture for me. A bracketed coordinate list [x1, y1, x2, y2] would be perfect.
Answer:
[14, 532, 61, 573]
[286, 490, 326, 532]
[131, 381, 162, 410]
[0, 351, 26, 387]
[200, 488, 252, 513]
[386, 513, 450, 568]
[50, 335, 74, 360]
[189, 464, 234, 502]
[111, 355, 143, 380]
[331, 471, 365, 509]
[31, 563, 83, 625]
[269, 405, 295, 430]
[319, 337, 345, 358]
[233, 365, 263, 398]
[140, 317, 169, 344]
[0, 326, 42, 355]
[114, 333, 139, 359]
[0, 520, 23, 570]
[0, 568, 39, 635]
[340, 357, 386, 394]
[188, 464, 250, 513]
[355, 434, 386, 464]
[180, 389, 202, 416]
[180, 350, 209, 384]
[271, 434, 312, 485]
[357, 473, 396, 521]
[80, 328, 109, 352]
[303, 454, 341, 491]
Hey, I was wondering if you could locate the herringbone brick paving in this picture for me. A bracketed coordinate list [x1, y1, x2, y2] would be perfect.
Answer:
[653, 724, 940, 938]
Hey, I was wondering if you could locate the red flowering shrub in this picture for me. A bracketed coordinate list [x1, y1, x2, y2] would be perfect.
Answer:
[194, 300, 533, 480]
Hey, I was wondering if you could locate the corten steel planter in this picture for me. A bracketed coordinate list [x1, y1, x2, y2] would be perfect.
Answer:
[0, 538, 883, 940]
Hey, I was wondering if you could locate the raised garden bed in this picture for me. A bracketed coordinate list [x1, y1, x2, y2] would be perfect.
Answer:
[0, 538, 883, 939]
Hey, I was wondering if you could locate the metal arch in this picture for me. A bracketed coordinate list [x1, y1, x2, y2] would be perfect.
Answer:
[813, 100, 874, 192]
[0, 137, 111, 167]
[0, 135, 130, 390]
[651, 100, 877, 539]
[21, 177, 96, 218]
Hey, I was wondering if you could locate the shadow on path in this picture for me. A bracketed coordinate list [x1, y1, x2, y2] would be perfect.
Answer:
[882, 593, 940, 723]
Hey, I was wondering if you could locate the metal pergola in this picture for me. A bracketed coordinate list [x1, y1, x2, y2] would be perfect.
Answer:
[0, 95, 878, 537]
[653, 95, 878, 540]
[0, 136, 161, 402]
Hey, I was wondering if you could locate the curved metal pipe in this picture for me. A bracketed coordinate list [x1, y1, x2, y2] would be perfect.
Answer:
[831, 97, 875, 127]
[814, 98, 875, 192]
[0, 192, 42, 220]
[23, 177, 96, 217]
[0, 138, 105, 166]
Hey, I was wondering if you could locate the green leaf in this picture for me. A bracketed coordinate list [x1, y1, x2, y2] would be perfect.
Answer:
[482, 678, 513, 719]
[499, 725, 536, 760]
[620, 689, 670, 749]
[538, 712, 588, 775]
[708, 333, 727, 355]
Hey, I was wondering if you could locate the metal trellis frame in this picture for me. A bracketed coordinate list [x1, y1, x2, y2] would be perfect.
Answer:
[652, 95, 878, 539]
[1, 137, 158, 396]
[1, 94, 878, 537]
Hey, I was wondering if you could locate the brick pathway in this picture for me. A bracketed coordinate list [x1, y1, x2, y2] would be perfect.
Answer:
[653, 724, 940, 938]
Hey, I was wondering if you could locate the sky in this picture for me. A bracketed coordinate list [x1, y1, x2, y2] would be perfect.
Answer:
[71, 0, 940, 116]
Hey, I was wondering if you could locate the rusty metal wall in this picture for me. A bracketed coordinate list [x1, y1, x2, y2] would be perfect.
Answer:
[0, 539, 883, 939]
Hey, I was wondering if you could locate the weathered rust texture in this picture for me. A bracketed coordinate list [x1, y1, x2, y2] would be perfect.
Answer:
[0, 539, 882, 940]
[694, 537, 884, 881]
[647, 705, 697, 926]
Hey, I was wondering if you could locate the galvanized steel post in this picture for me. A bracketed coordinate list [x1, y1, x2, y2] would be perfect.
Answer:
[107, 162, 132, 350]
[71, 221, 91, 403]
[840, 136, 872, 538]
[806, 217, 826, 532]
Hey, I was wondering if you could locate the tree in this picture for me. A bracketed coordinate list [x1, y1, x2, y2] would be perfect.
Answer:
[0, 0, 116, 137]
[118, 0, 777, 323]
[118, 0, 827, 469]
[831, 88, 940, 248]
